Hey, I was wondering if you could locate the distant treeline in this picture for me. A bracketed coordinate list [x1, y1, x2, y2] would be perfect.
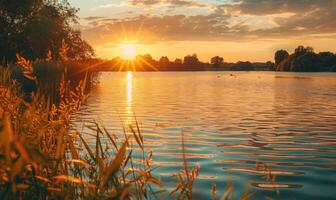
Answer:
[93, 46, 336, 72]
[92, 54, 274, 72]
[275, 46, 336, 72]
[1, 1, 335, 73]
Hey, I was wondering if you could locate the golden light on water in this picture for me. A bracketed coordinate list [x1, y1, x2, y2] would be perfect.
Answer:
[126, 71, 133, 124]
[126, 71, 133, 104]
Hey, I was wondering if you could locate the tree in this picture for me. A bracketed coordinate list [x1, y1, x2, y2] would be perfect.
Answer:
[174, 58, 182, 64]
[266, 61, 275, 71]
[135, 54, 157, 71]
[291, 52, 320, 72]
[274, 46, 336, 72]
[158, 56, 170, 70]
[318, 52, 336, 71]
[210, 56, 224, 67]
[183, 53, 199, 66]
[294, 46, 314, 54]
[274, 50, 289, 67]
[0, 0, 94, 62]
[137, 54, 154, 63]
[331, 64, 336, 72]
[159, 56, 169, 64]
[232, 61, 254, 71]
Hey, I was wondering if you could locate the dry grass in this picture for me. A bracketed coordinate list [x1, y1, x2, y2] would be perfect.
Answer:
[169, 131, 200, 200]
[0, 54, 278, 199]
[0, 58, 164, 199]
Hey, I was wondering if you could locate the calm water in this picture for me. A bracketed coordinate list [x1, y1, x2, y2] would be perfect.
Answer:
[75, 72, 336, 199]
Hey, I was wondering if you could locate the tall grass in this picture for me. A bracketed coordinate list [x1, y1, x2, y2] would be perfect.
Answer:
[0, 53, 204, 199]
[0, 55, 279, 199]
[4, 52, 96, 105]
[0, 56, 169, 199]
[169, 131, 200, 199]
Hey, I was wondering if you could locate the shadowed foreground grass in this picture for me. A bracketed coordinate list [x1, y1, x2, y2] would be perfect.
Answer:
[0, 58, 279, 199]
[0, 59, 203, 200]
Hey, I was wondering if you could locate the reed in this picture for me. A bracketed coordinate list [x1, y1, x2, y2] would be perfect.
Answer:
[0, 59, 164, 199]
[0, 55, 277, 199]
[169, 131, 200, 200]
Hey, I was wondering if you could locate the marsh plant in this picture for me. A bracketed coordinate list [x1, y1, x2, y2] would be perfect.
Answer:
[0, 54, 204, 199]
[0, 53, 281, 199]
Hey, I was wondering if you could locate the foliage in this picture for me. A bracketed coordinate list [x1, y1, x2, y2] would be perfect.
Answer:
[231, 61, 254, 71]
[169, 131, 200, 200]
[183, 54, 200, 67]
[158, 56, 170, 70]
[274, 50, 289, 68]
[210, 56, 224, 67]
[0, 0, 94, 62]
[0, 62, 165, 199]
[275, 46, 336, 72]
[266, 61, 275, 71]
[0, 54, 283, 199]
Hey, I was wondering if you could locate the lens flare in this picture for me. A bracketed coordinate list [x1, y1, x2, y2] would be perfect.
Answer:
[122, 44, 136, 60]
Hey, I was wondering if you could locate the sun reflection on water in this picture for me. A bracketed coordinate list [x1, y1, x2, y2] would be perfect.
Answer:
[77, 72, 336, 199]
[126, 71, 133, 124]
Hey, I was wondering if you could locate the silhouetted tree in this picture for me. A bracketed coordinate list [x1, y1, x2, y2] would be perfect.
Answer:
[135, 54, 157, 71]
[159, 56, 169, 64]
[266, 61, 275, 71]
[232, 61, 254, 71]
[174, 58, 182, 64]
[318, 52, 336, 71]
[0, 0, 94, 62]
[210, 56, 224, 67]
[295, 46, 314, 54]
[291, 52, 320, 72]
[183, 53, 199, 67]
[158, 56, 170, 70]
[275, 46, 336, 72]
[274, 49, 289, 70]
[331, 64, 336, 72]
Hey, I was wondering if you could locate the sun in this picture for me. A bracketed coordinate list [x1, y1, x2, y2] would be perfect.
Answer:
[122, 44, 137, 60]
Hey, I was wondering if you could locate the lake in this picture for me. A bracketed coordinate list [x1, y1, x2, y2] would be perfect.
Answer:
[74, 71, 336, 199]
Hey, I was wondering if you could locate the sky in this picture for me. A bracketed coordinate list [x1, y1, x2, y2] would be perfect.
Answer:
[69, 0, 336, 62]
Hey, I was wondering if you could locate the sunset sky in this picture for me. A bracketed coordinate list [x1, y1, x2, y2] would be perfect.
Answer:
[69, 0, 336, 62]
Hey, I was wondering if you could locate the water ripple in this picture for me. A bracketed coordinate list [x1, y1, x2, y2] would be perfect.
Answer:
[74, 72, 336, 199]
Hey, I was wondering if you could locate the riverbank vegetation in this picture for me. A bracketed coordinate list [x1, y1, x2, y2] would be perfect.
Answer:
[275, 46, 336, 72]
[0, 1, 203, 199]
[0, 0, 94, 62]
[87, 46, 336, 72]
[1, 60, 205, 199]
[0, 0, 324, 199]
[90, 54, 275, 72]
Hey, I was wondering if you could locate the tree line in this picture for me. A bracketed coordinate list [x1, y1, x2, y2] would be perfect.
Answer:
[1, 1, 335, 72]
[95, 46, 336, 72]
[94, 54, 274, 71]
[275, 46, 336, 72]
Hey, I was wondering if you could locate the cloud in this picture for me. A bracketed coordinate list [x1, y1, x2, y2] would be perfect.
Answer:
[82, 12, 237, 46]
[251, 0, 336, 37]
[128, 0, 210, 8]
[81, 0, 336, 46]
[83, 16, 105, 21]
[224, 0, 334, 15]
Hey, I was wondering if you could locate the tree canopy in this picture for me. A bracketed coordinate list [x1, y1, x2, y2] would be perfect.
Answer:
[210, 56, 224, 67]
[0, 0, 94, 62]
[274, 50, 289, 67]
[183, 54, 200, 67]
[275, 46, 336, 72]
